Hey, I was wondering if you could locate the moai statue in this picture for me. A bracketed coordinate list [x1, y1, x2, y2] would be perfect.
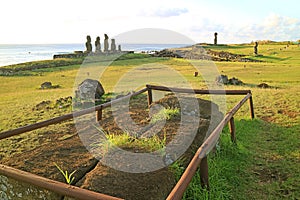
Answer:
[214, 32, 218, 45]
[254, 41, 258, 55]
[118, 44, 122, 51]
[111, 39, 116, 52]
[104, 34, 109, 52]
[85, 35, 92, 53]
[95, 36, 101, 53]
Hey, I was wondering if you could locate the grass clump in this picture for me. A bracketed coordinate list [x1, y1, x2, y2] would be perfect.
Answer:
[104, 132, 166, 153]
[150, 107, 180, 124]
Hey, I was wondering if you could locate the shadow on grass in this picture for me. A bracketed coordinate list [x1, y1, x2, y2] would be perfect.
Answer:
[201, 44, 252, 50]
[248, 55, 292, 62]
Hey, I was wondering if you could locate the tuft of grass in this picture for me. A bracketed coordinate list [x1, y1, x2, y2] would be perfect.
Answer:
[104, 131, 167, 153]
[150, 107, 180, 124]
[54, 162, 76, 185]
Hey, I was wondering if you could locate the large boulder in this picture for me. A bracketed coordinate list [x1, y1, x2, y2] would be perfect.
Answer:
[76, 79, 105, 101]
[215, 75, 229, 84]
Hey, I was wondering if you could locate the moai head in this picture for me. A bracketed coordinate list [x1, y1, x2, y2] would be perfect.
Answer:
[85, 35, 92, 52]
[87, 35, 91, 42]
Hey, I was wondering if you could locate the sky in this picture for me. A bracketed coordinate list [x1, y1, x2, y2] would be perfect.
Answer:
[0, 0, 299, 44]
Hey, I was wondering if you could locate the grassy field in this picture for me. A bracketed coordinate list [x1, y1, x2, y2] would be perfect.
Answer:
[0, 44, 299, 199]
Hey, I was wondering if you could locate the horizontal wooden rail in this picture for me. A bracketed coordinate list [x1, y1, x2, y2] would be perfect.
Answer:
[0, 88, 148, 140]
[0, 164, 123, 200]
[146, 84, 251, 95]
[167, 93, 252, 200]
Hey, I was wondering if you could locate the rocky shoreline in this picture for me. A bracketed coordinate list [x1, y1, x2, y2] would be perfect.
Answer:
[153, 44, 262, 62]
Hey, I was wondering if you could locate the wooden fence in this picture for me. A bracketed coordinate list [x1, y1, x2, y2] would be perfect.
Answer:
[0, 84, 254, 199]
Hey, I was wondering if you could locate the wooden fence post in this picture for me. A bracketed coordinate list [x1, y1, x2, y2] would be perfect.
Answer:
[229, 117, 236, 143]
[249, 95, 255, 119]
[96, 106, 102, 122]
[147, 88, 153, 107]
[199, 156, 209, 190]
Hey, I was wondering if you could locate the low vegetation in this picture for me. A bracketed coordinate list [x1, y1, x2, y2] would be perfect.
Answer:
[54, 162, 77, 185]
[150, 107, 180, 124]
[0, 43, 299, 199]
[103, 131, 166, 153]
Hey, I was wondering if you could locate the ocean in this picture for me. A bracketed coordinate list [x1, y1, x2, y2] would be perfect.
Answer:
[0, 43, 188, 67]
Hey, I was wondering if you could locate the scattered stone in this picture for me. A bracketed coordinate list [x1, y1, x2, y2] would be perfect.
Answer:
[215, 75, 229, 84]
[215, 75, 243, 85]
[153, 49, 183, 58]
[154, 45, 261, 62]
[33, 100, 51, 111]
[33, 96, 72, 111]
[75, 79, 105, 101]
[40, 82, 60, 89]
[228, 77, 243, 85]
[257, 83, 270, 88]
[40, 82, 52, 89]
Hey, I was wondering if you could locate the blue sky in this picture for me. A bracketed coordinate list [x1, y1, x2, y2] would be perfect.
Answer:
[0, 0, 299, 44]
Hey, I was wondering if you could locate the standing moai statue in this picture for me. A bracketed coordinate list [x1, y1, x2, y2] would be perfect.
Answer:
[118, 44, 122, 51]
[85, 35, 92, 53]
[104, 34, 109, 52]
[111, 39, 116, 52]
[214, 32, 218, 45]
[254, 41, 258, 55]
[95, 36, 101, 53]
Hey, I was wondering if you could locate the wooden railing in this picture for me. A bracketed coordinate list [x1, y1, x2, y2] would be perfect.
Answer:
[0, 84, 254, 199]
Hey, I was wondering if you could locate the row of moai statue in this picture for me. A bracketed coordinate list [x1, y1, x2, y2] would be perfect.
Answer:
[85, 34, 121, 53]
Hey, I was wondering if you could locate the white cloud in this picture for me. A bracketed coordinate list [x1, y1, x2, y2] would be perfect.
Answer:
[1, 0, 299, 44]
[145, 7, 189, 18]
[185, 14, 300, 44]
[236, 14, 300, 42]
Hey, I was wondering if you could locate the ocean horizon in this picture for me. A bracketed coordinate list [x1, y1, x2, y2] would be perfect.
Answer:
[0, 43, 190, 67]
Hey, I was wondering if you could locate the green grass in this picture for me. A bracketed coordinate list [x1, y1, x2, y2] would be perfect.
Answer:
[173, 119, 300, 199]
[0, 44, 299, 199]
[97, 131, 166, 154]
[54, 162, 77, 185]
[150, 107, 180, 124]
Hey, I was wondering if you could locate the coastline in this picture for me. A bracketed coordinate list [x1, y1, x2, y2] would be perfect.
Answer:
[0, 43, 189, 67]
